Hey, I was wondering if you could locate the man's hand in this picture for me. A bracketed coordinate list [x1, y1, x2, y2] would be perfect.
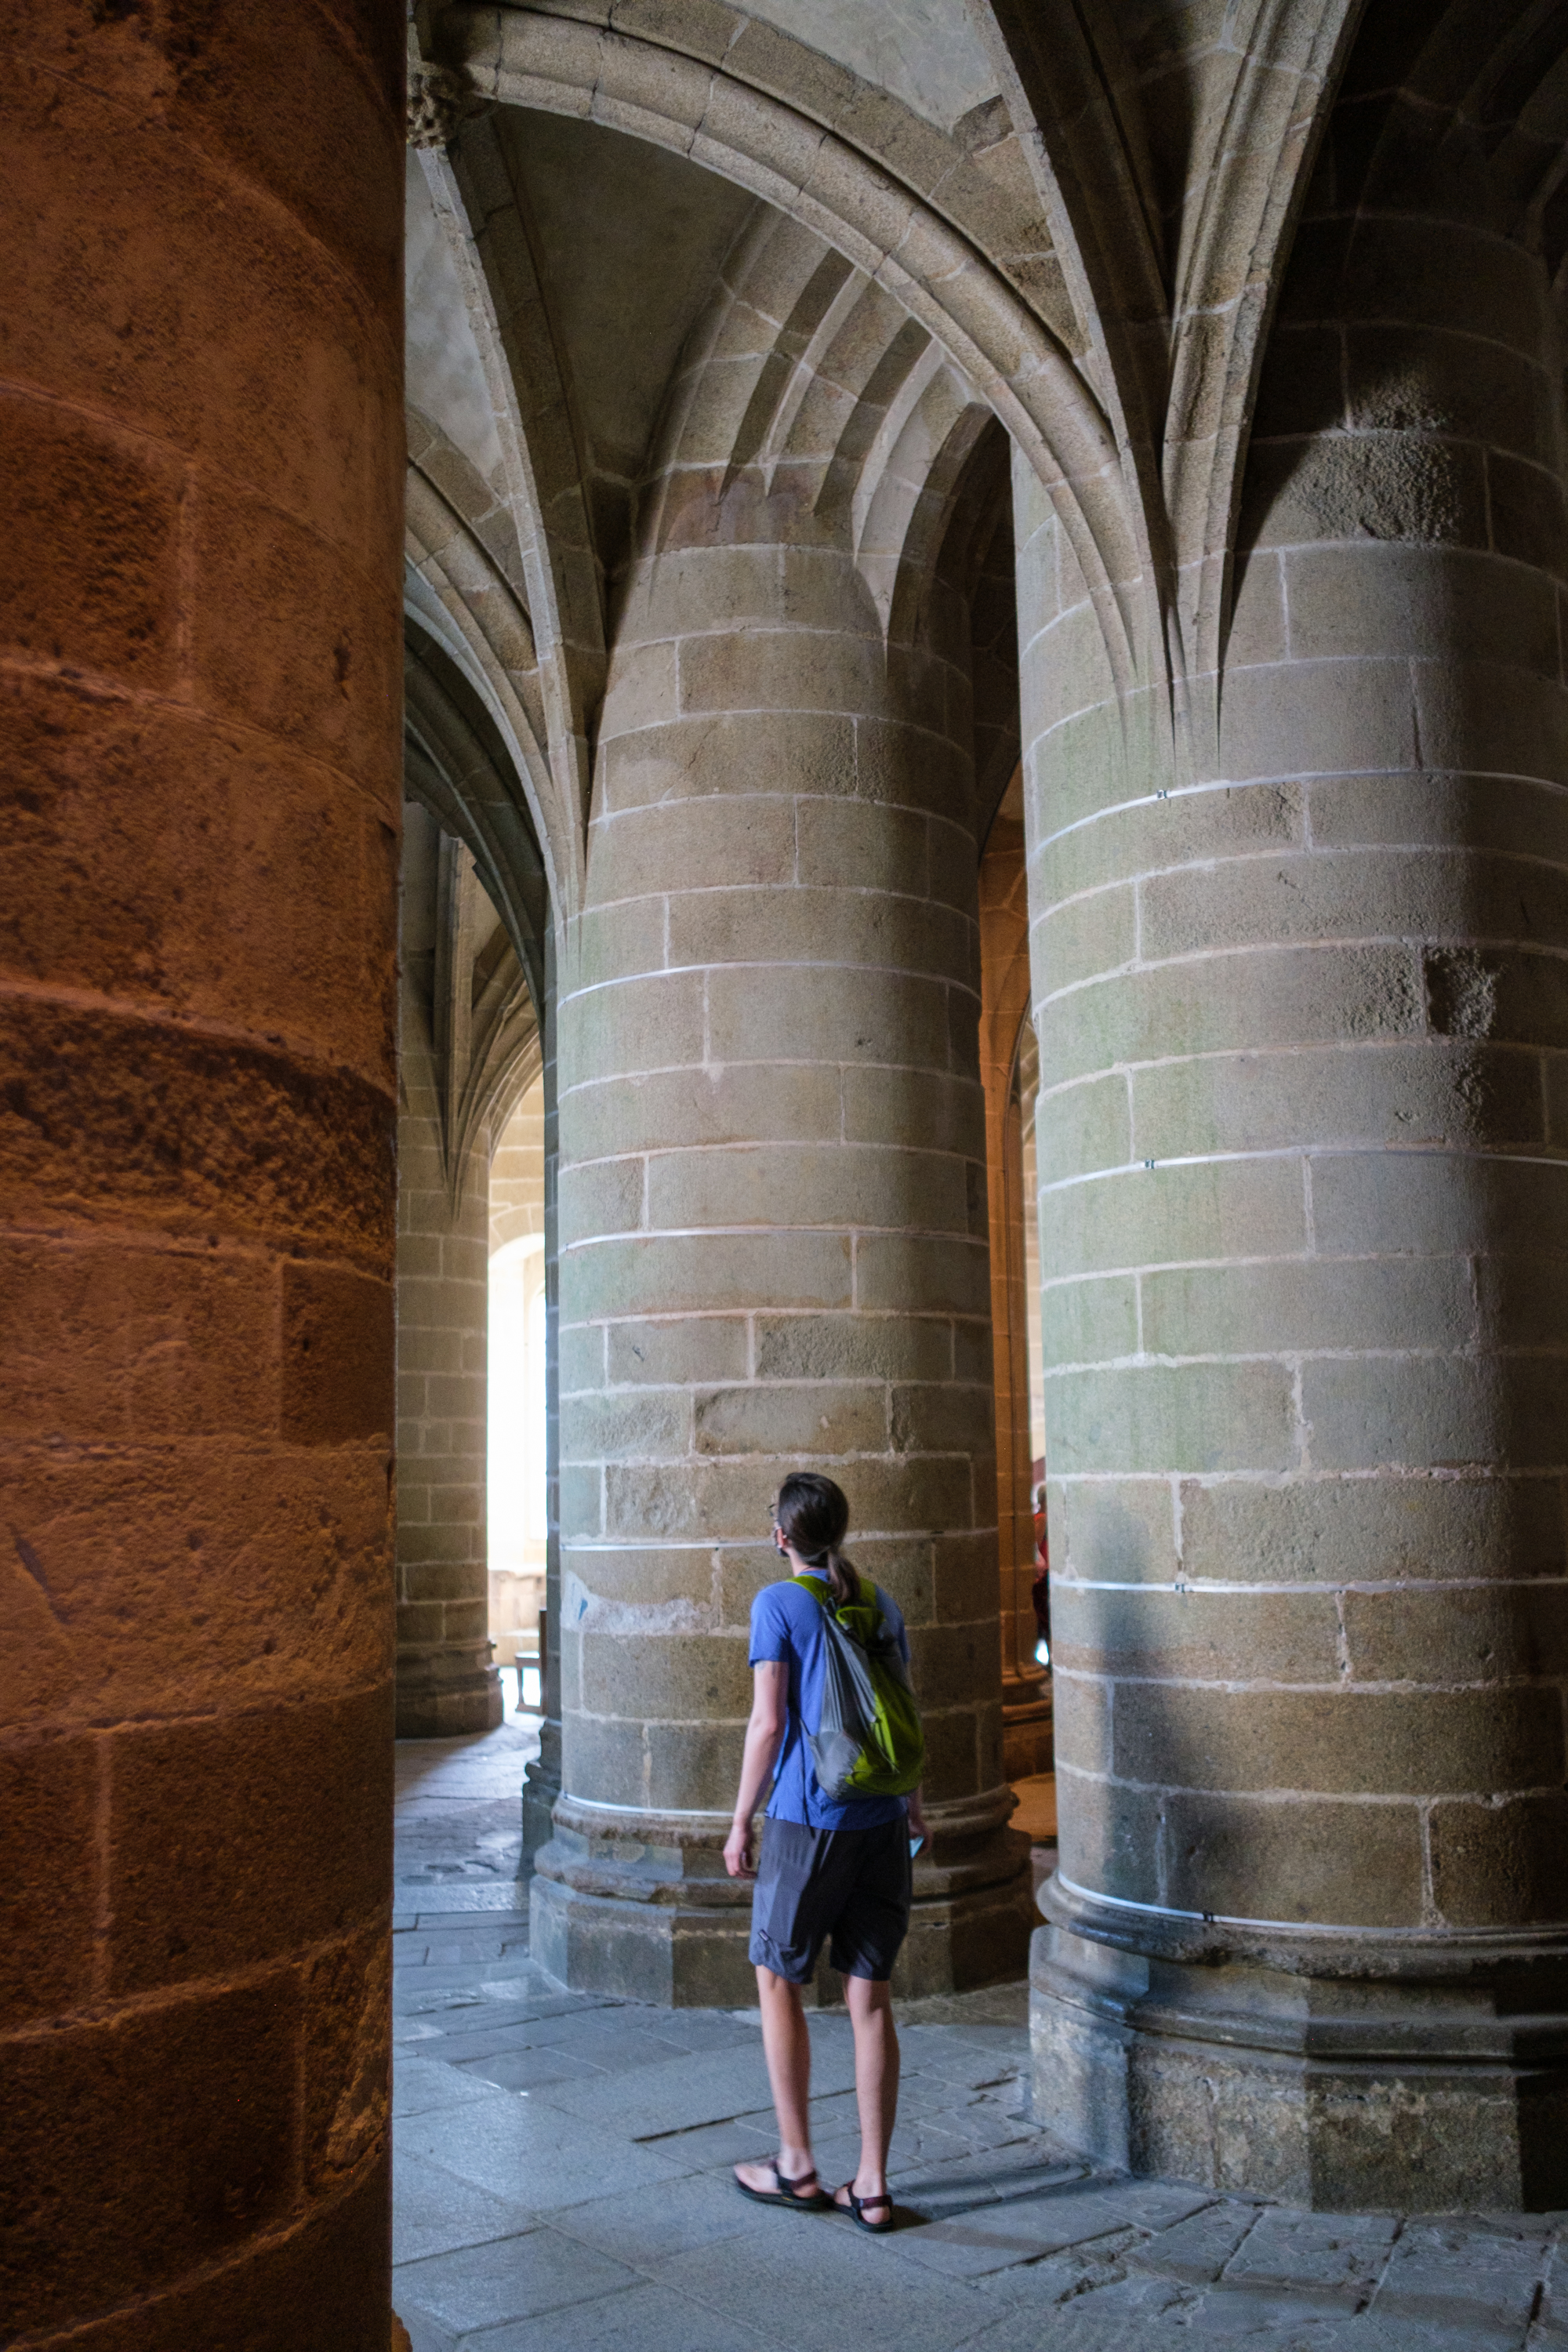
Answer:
[906, 1787, 930, 1847]
[724, 1817, 756, 1878]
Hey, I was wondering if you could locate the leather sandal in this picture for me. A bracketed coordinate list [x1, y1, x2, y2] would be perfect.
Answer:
[734, 2161, 830, 2211]
[835, 2185, 895, 2233]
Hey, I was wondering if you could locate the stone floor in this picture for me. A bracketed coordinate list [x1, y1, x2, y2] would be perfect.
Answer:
[392, 1727, 1568, 2350]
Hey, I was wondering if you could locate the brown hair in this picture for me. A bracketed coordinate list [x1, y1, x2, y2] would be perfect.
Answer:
[775, 1472, 855, 1606]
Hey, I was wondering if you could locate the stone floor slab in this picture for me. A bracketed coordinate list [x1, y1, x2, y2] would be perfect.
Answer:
[400, 2086, 688, 2211]
[394, 2224, 637, 2332]
[392, 2151, 538, 2267]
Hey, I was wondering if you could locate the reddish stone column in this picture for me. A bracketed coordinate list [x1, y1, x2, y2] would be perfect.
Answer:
[0, 6, 404, 2343]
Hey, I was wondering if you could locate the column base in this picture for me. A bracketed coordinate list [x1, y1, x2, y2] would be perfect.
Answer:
[520, 1719, 561, 1873]
[1001, 1666, 1052, 1780]
[532, 1788, 1036, 2006]
[394, 1644, 503, 1739]
[1032, 1875, 1568, 2212]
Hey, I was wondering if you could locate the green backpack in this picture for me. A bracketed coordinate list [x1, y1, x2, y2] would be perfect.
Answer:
[800, 1570, 925, 1801]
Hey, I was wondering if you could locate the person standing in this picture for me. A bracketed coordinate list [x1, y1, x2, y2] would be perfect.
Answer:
[724, 1473, 928, 2231]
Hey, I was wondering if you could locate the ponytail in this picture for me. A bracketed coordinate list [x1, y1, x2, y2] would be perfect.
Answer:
[819, 1546, 855, 1608]
[775, 1472, 857, 1606]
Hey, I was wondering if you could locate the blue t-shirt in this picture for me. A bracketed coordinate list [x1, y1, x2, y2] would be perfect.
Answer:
[748, 1574, 912, 1831]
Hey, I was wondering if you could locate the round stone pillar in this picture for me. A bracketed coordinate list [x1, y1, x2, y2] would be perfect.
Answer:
[532, 524, 1033, 2003]
[1022, 153, 1568, 2208]
[1, 4, 404, 2343]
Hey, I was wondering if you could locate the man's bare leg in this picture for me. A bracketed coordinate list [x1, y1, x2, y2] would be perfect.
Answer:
[735, 1965, 818, 2194]
[835, 1974, 898, 2213]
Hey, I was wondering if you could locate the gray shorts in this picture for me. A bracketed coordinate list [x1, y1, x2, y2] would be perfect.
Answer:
[748, 1815, 913, 1984]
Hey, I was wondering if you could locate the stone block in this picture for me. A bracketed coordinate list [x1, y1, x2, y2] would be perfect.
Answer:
[1033, 777, 1304, 907]
[1309, 1148, 1568, 1261]
[1, 1445, 392, 1728]
[564, 1231, 852, 1322]
[840, 1063, 985, 1156]
[602, 1456, 788, 1544]
[0, 995, 397, 1263]
[1217, 656, 1416, 784]
[560, 968, 706, 1085]
[1033, 881, 1136, 996]
[705, 960, 951, 1071]
[579, 1631, 751, 1719]
[1038, 943, 1425, 1093]
[0, 388, 183, 688]
[1053, 1760, 1163, 1904]
[560, 1711, 646, 1808]
[1050, 1475, 1179, 1584]
[665, 884, 973, 983]
[794, 797, 931, 895]
[0, 1237, 279, 1443]
[753, 1310, 953, 1382]
[693, 1379, 889, 1457]
[1034, 1071, 1132, 1185]
[0, 1733, 98, 2030]
[889, 1379, 995, 1458]
[281, 1261, 394, 1444]
[1040, 1274, 1139, 1367]
[564, 1543, 714, 1613]
[572, 893, 666, 989]
[1040, 1156, 1305, 1283]
[597, 636, 680, 741]
[645, 1139, 968, 1236]
[604, 1316, 749, 1387]
[1286, 543, 1555, 673]
[1342, 1581, 1568, 1684]
[196, 481, 400, 793]
[1132, 1038, 1545, 1161]
[1163, 1790, 1425, 1925]
[645, 1716, 748, 1811]
[1142, 1256, 1475, 1359]
[599, 709, 855, 812]
[0, 686, 397, 1076]
[855, 716, 974, 818]
[559, 1319, 605, 1392]
[1110, 1680, 1564, 1797]
[103, 1685, 394, 1993]
[1045, 1360, 1298, 1477]
[677, 623, 885, 720]
[564, 1062, 843, 1160]
[1051, 1583, 1339, 1684]
[557, 1155, 644, 1249]
[1245, 434, 1488, 557]
[1411, 659, 1568, 786]
[1488, 449, 1568, 579]
[590, 794, 797, 902]
[1428, 1790, 1568, 1926]
[853, 1230, 989, 1318]
[0, 1973, 303, 2338]
[1344, 321, 1555, 466]
[561, 1385, 691, 1464]
[1178, 1471, 1568, 1585]
[1305, 1354, 1568, 1473]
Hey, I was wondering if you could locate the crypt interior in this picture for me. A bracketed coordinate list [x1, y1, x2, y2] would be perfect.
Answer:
[9, 0, 1568, 2341]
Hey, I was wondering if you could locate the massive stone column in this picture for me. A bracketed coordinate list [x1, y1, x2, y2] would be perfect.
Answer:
[979, 797, 1052, 1778]
[0, 4, 403, 2343]
[1023, 125, 1568, 2206]
[532, 495, 1033, 2003]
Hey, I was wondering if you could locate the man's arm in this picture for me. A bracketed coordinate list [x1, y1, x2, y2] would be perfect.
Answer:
[723, 1660, 788, 1878]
